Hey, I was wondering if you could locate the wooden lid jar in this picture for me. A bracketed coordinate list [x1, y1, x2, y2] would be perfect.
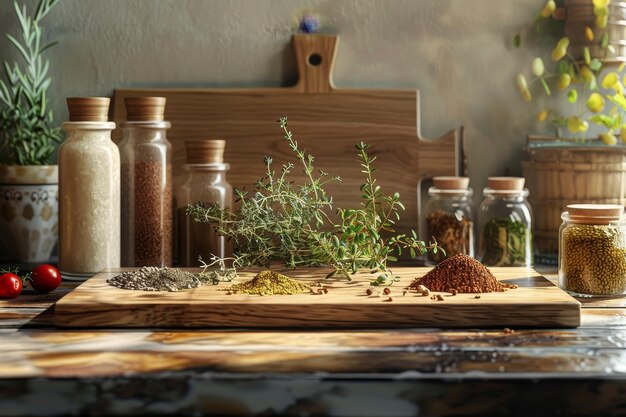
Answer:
[559, 203, 626, 297]
[66, 97, 111, 122]
[185, 140, 226, 165]
[124, 97, 166, 121]
[423, 176, 474, 265]
[562, 204, 625, 225]
[477, 176, 533, 267]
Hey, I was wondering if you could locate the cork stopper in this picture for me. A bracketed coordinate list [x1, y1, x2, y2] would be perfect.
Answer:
[125, 96, 166, 121]
[566, 204, 624, 224]
[488, 177, 525, 191]
[66, 97, 110, 122]
[185, 140, 225, 164]
[433, 176, 470, 190]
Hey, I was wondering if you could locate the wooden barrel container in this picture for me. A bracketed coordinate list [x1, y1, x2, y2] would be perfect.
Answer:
[564, 0, 626, 63]
[522, 141, 626, 254]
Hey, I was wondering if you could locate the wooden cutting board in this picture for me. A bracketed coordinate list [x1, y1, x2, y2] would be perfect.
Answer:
[111, 34, 464, 237]
[55, 267, 581, 328]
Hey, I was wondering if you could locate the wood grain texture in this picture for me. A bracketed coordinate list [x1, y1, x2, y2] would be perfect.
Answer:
[55, 267, 580, 328]
[3, 268, 626, 415]
[112, 35, 464, 238]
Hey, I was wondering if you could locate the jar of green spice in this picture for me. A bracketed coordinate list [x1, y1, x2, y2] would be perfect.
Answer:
[478, 177, 533, 267]
[559, 204, 626, 298]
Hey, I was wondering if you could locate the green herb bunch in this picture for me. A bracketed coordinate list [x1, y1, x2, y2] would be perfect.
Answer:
[0, 0, 62, 165]
[187, 117, 440, 283]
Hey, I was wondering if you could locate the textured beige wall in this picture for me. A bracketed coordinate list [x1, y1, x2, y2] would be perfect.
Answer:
[0, 0, 554, 191]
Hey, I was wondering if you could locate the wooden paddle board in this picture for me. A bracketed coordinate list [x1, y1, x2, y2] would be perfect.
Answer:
[55, 267, 581, 328]
[111, 34, 465, 238]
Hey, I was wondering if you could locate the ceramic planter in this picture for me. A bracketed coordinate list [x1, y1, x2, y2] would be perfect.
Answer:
[0, 165, 58, 263]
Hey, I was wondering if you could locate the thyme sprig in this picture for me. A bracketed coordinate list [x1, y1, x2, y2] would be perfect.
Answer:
[187, 117, 440, 283]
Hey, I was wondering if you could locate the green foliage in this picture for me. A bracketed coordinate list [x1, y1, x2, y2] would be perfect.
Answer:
[516, 0, 626, 143]
[0, 0, 62, 165]
[187, 117, 441, 283]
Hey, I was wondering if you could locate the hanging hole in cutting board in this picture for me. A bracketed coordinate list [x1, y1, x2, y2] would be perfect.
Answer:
[308, 53, 322, 66]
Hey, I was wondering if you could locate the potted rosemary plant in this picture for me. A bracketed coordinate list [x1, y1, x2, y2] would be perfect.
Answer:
[0, 0, 62, 262]
[515, 0, 626, 258]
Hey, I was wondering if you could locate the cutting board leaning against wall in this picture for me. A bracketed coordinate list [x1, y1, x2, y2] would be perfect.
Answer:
[112, 34, 465, 242]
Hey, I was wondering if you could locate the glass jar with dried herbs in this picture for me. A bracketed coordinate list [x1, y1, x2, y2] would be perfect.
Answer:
[118, 97, 173, 267]
[176, 140, 233, 266]
[559, 204, 626, 298]
[422, 176, 474, 265]
[478, 177, 533, 267]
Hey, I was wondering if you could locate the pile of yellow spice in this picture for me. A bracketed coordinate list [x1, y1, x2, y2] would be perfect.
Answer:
[227, 270, 311, 296]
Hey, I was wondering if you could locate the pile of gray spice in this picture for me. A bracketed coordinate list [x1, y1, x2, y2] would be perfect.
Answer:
[412, 254, 513, 293]
[107, 266, 203, 292]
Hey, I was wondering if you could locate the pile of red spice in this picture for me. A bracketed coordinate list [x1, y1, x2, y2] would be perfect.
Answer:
[412, 254, 513, 293]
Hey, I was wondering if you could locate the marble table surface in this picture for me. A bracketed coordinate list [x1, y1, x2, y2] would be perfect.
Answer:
[1, 269, 625, 416]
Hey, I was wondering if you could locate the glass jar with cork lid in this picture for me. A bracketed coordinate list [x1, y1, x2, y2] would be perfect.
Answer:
[176, 140, 233, 266]
[559, 204, 626, 297]
[118, 97, 173, 267]
[422, 176, 474, 265]
[58, 97, 120, 279]
[477, 177, 533, 267]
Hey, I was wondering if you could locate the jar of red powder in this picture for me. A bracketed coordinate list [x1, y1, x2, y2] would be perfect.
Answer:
[422, 176, 474, 265]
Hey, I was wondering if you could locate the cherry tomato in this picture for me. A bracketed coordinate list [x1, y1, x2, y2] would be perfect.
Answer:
[29, 264, 61, 293]
[0, 273, 23, 299]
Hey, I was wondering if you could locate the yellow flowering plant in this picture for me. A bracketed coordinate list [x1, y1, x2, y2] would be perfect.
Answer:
[517, 0, 626, 144]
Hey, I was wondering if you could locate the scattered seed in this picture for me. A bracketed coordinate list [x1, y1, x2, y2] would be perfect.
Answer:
[403, 290, 407, 296]
[474, 295, 481, 299]
[418, 284, 430, 296]
[323, 288, 328, 294]
[383, 287, 391, 295]
[436, 294, 445, 301]
[450, 289, 457, 296]
[366, 288, 373, 296]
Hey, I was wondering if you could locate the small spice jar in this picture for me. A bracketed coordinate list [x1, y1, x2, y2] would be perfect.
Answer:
[559, 204, 626, 297]
[59, 97, 120, 279]
[477, 177, 533, 267]
[422, 176, 474, 265]
[118, 97, 173, 267]
[176, 140, 233, 266]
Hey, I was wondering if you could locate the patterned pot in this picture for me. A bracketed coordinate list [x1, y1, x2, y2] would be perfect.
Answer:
[0, 165, 58, 263]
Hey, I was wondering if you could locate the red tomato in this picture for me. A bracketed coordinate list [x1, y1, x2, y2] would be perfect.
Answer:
[0, 273, 23, 299]
[29, 264, 61, 293]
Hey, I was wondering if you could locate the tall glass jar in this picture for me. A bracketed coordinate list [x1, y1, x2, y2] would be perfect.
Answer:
[176, 140, 233, 266]
[118, 97, 173, 267]
[477, 177, 533, 267]
[559, 204, 626, 297]
[422, 176, 474, 264]
[59, 97, 120, 279]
